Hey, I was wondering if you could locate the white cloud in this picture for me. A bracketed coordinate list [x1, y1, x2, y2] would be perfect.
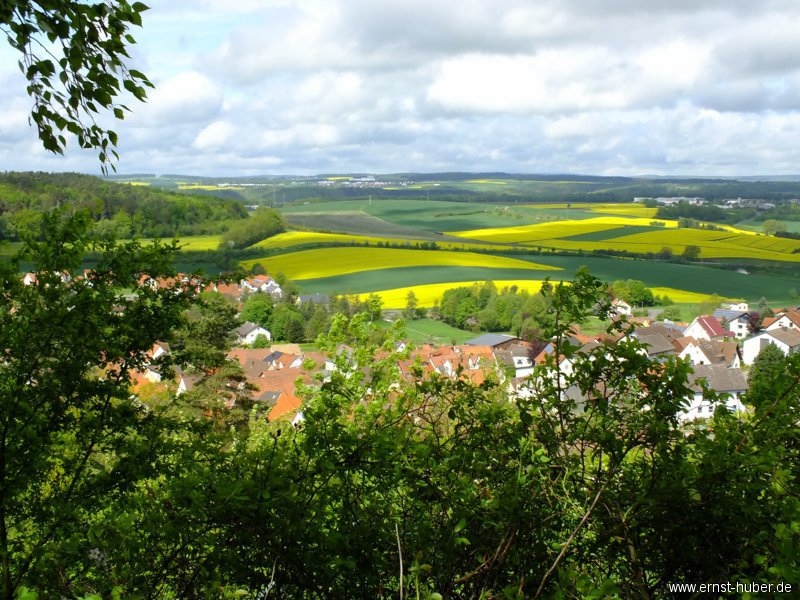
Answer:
[3, 0, 800, 175]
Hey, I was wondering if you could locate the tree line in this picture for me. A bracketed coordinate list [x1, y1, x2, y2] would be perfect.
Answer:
[0, 171, 249, 240]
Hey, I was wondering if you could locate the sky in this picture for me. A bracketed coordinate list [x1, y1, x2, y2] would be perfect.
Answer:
[2, 0, 800, 177]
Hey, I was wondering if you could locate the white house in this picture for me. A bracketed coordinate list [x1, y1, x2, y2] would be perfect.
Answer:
[240, 276, 283, 300]
[679, 339, 741, 368]
[721, 301, 749, 312]
[683, 315, 729, 341]
[765, 310, 800, 332]
[234, 322, 272, 345]
[713, 309, 751, 339]
[682, 365, 748, 421]
[742, 327, 800, 365]
[612, 298, 633, 317]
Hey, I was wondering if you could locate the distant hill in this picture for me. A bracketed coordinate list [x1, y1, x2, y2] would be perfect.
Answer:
[106, 172, 800, 206]
[0, 172, 248, 241]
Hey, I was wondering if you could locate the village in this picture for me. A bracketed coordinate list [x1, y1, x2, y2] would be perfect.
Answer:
[88, 271, 800, 426]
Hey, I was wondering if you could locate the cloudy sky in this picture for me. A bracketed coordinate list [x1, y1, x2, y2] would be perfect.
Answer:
[2, 0, 800, 176]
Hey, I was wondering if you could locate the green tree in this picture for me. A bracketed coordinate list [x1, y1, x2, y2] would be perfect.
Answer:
[681, 244, 701, 260]
[240, 292, 274, 329]
[0, 1, 153, 171]
[403, 290, 419, 320]
[220, 207, 284, 249]
[365, 293, 383, 322]
[763, 219, 787, 236]
[747, 342, 788, 407]
[0, 211, 200, 596]
[169, 291, 239, 372]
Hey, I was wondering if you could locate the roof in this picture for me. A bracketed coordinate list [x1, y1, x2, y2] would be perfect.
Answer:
[693, 315, 728, 338]
[634, 333, 676, 356]
[464, 333, 518, 347]
[297, 293, 329, 304]
[713, 309, 748, 322]
[766, 327, 800, 348]
[773, 310, 800, 329]
[235, 321, 265, 337]
[689, 365, 748, 393]
[697, 340, 740, 365]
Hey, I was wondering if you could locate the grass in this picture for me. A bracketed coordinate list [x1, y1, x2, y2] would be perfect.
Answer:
[282, 199, 599, 233]
[387, 318, 477, 345]
[449, 217, 676, 244]
[563, 225, 668, 242]
[250, 230, 516, 252]
[507, 254, 799, 303]
[239, 247, 559, 281]
[292, 266, 555, 295]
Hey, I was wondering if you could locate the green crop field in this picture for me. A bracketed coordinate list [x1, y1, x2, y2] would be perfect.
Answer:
[291, 266, 551, 295]
[380, 318, 477, 345]
[262, 200, 800, 306]
[507, 255, 798, 303]
[240, 247, 558, 281]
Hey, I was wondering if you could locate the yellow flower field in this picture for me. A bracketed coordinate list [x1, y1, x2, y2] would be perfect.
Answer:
[450, 216, 677, 244]
[250, 230, 515, 252]
[649, 287, 729, 304]
[354, 280, 550, 308]
[602, 229, 800, 261]
[352, 282, 718, 308]
[523, 202, 658, 218]
[240, 247, 561, 281]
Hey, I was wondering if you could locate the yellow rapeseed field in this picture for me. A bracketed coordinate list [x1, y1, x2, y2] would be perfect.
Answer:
[649, 287, 729, 304]
[354, 280, 550, 308]
[133, 235, 222, 251]
[602, 229, 800, 261]
[354, 282, 717, 308]
[240, 247, 561, 280]
[522, 202, 658, 218]
[250, 231, 516, 252]
[450, 217, 676, 244]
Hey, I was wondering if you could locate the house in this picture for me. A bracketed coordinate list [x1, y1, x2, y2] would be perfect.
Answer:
[764, 309, 800, 332]
[464, 333, 521, 350]
[630, 332, 676, 358]
[683, 315, 730, 341]
[611, 298, 633, 317]
[494, 344, 534, 378]
[240, 276, 283, 300]
[742, 327, 800, 365]
[721, 301, 749, 312]
[234, 322, 272, 345]
[682, 365, 748, 421]
[712, 309, 750, 339]
[296, 293, 329, 306]
[679, 339, 741, 368]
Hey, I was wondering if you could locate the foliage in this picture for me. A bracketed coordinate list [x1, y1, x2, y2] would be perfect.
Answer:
[682, 244, 701, 260]
[0, 172, 249, 240]
[764, 219, 788, 236]
[239, 293, 274, 329]
[0, 210, 202, 596]
[7, 215, 800, 597]
[612, 278, 655, 307]
[0, 1, 152, 171]
[168, 290, 239, 372]
[220, 208, 284, 249]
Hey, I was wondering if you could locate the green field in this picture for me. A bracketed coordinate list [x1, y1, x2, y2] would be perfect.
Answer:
[283, 199, 599, 233]
[380, 318, 477, 345]
[509, 255, 798, 303]
[293, 266, 550, 295]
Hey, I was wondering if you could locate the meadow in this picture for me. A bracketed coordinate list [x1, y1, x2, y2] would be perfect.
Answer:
[240, 247, 559, 281]
[138, 196, 800, 307]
